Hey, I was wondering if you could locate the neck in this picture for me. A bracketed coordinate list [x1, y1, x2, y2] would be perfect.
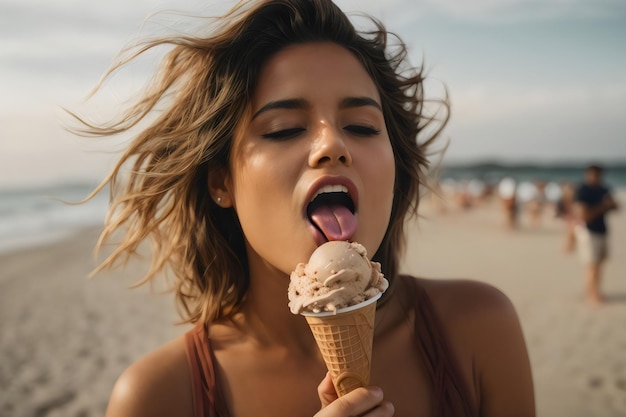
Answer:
[232, 256, 317, 353]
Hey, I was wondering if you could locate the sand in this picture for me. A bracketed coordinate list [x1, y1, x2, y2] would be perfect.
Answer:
[1, 194, 625, 416]
[0, 229, 189, 417]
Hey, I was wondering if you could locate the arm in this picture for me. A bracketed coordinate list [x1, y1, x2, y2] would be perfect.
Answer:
[575, 195, 617, 223]
[105, 337, 193, 417]
[574, 185, 619, 223]
[603, 194, 619, 211]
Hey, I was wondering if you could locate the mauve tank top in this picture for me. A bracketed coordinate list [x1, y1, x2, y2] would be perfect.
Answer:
[184, 275, 477, 417]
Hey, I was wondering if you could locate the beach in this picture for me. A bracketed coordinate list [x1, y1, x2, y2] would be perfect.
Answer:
[404, 191, 626, 417]
[1, 193, 625, 416]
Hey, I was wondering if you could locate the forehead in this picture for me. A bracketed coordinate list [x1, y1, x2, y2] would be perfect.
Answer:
[251, 42, 381, 107]
[586, 168, 601, 176]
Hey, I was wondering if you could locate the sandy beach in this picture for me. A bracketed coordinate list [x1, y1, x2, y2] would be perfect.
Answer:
[1, 193, 625, 416]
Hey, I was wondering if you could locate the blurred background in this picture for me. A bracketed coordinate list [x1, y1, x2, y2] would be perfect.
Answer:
[1, 1, 625, 416]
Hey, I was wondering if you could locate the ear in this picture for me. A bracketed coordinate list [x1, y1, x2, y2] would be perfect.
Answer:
[208, 166, 234, 208]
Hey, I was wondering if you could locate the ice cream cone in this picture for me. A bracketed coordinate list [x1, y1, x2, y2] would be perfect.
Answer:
[302, 293, 381, 397]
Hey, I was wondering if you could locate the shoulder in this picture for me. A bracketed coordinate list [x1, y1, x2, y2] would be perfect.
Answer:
[416, 277, 525, 362]
[105, 335, 193, 417]
[415, 277, 514, 320]
[399, 276, 522, 353]
[411, 277, 536, 416]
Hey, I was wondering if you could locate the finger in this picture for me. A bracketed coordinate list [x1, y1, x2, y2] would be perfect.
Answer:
[321, 386, 384, 416]
[317, 372, 338, 408]
[360, 400, 395, 417]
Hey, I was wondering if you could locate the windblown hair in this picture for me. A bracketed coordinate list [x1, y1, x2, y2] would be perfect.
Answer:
[70, 0, 449, 324]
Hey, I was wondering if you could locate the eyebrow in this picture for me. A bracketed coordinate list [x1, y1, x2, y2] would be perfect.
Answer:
[340, 96, 382, 111]
[251, 96, 382, 120]
[252, 99, 308, 120]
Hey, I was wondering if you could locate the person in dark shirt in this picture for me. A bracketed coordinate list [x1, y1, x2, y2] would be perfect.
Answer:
[574, 165, 619, 304]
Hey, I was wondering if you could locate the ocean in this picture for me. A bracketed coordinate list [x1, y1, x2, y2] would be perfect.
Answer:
[1, 162, 625, 255]
[437, 162, 626, 187]
[0, 183, 109, 255]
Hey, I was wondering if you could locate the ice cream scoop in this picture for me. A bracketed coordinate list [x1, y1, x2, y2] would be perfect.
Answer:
[288, 241, 388, 314]
[288, 240, 388, 396]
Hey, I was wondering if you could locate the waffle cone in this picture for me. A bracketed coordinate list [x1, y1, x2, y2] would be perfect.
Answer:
[304, 299, 377, 397]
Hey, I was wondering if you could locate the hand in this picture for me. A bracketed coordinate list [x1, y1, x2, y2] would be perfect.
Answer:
[603, 196, 618, 210]
[314, 372, 394, 417]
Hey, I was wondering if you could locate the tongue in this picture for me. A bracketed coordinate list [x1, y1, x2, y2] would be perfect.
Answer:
[309, 205, 357, 241]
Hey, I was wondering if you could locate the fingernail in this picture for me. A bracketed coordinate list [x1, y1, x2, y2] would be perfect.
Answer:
[369, 385, 383, 398]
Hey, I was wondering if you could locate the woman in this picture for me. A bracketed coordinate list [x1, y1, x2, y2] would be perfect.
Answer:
[73, 1, 535, 416]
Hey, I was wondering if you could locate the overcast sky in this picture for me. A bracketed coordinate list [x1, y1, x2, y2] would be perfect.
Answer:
[1, 0, 625, 188]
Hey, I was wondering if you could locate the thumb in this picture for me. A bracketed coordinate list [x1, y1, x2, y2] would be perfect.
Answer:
[317, 372, 338, 408]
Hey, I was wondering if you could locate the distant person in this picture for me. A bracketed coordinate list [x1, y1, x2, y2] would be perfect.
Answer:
[467, 178, 487, 206]
[498, 177, 518, 229]
[515, 181, 537, 227]
[455, 179, 473, 210]
[521, 180, 545, 229]
[574, 165, 619, 305]
[544, 181, 562, 207]
[555, 182, 577, 253]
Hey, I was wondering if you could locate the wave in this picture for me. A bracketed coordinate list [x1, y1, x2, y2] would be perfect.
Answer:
[0, 183, 108, 255]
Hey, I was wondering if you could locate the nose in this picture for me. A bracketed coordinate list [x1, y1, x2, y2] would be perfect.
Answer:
[308, 126, 353, 168]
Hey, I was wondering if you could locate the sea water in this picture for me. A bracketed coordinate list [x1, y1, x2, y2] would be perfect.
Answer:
[0, 183, 109, 255]
[1, 162, 625, 256]
[438, 162, 626, 188]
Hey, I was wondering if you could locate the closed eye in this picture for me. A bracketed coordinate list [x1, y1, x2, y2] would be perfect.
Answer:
[262, 127, 306, 140]
[344, 125, 381, 136]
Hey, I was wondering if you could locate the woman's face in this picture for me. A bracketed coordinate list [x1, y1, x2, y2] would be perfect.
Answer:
[225, 42, 395, 277]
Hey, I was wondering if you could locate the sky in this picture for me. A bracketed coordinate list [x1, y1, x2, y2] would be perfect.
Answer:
[1, 0, 625, 188]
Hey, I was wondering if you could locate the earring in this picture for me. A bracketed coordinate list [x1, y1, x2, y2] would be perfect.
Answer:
[216, 197, 222, 204]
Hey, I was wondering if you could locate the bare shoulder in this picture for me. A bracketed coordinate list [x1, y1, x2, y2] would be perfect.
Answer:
[416, 277, 514, 318]
[105, 334, 193, 417]
[415, 277, 536, 417]
[416, 277, 524, 361]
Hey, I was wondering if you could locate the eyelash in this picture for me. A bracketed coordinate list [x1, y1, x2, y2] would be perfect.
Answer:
[262, 125, 381, 140]
[262, 128, 305, 140]
[344, 125, 381, 136]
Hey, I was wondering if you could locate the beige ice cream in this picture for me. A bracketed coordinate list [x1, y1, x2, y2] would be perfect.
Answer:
[288, 241, 389, 314]
[288, 241, 388, 396]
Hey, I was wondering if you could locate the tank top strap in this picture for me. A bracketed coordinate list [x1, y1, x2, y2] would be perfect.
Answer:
[184, 323, 229, 417]
[401, 275, 478, 417]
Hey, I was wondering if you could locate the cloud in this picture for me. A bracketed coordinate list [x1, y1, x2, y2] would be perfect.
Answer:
[449, 81, 626, 124]
[2, 0, 625, 187]
[440, 81, 626, 162]
[417, 0, 626, 22]
[354, 0, 626, 24]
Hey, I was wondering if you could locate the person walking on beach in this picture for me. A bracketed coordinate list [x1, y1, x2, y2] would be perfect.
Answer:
[71, 1, 534, 416]
[555, 182, 577, 253]
[574, 165, 619, 304]
[498, 177, 518, 229]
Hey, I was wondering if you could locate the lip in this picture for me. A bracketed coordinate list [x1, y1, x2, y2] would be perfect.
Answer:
[304, 175, 359, 214]
[304, 175, 359, 245]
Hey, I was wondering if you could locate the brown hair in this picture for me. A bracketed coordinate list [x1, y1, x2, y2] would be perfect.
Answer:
[69, 0, 449, 324]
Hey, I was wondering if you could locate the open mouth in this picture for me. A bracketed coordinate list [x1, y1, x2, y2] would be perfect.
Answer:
[306, 189, 357, 241]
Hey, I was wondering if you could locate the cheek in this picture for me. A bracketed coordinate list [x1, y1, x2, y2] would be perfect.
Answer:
[231, 160, 280, 227]
[229, 153, 307, 268]
[369, 139, 395, 193]
[231, 170, 282, 260]
[375, 145, 396, 217]
[356, 141, 396, 252]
